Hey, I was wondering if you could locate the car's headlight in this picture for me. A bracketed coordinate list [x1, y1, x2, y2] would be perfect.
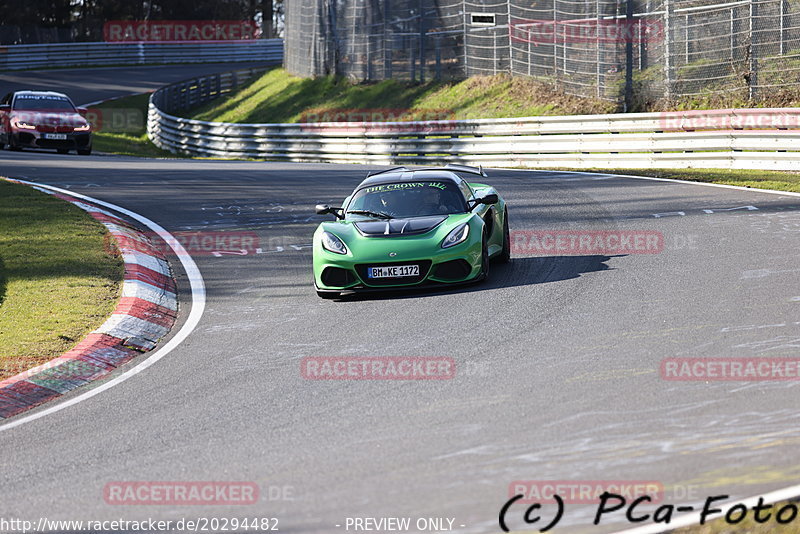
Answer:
[441, 223, 470, 248]
[73, 123, 90, 132]
[10, 119, 36, 130]
[321, 231, 348, 254]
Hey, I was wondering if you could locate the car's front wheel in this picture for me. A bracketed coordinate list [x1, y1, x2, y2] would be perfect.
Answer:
[497, 207, 511, 263]
[479, 230, 490, 281]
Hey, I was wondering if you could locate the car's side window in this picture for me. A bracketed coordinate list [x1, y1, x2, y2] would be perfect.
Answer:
[458, 179, 474, 202]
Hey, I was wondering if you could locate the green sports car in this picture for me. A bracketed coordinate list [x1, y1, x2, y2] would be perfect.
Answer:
[313, 164, 510, 298]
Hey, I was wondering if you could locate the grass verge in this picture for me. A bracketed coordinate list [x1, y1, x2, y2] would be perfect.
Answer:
[565, 168, 800, 194]
[91, 93, 183, 158]
[0, 180, 124, 381]
[187, 68, 617, 124]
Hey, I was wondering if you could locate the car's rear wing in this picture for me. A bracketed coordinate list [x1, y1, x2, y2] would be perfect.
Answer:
[444, 164, 487, 177]
[366, 166, 409, 178]
[366, 164, 487, 179]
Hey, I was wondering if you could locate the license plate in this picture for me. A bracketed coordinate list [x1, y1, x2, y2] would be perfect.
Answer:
[44, 133, 67, 140]
[367, 265, 419, 279]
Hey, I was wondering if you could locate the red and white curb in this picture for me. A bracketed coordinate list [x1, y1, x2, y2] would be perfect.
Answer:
[0, 182, 179, 419]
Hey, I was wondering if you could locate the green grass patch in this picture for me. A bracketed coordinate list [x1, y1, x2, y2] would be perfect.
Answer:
[0, 180, 124, 380]
[572, 168, 800, 193]
[187, 68, 617, 124]
[92, 93, 184, 158]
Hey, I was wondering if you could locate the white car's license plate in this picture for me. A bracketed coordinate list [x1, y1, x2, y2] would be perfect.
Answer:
[367, 265, 419, 279]
[44, 133, 67, 140]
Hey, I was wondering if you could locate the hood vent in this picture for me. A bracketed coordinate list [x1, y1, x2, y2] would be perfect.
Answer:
[354, 216, 447, 237]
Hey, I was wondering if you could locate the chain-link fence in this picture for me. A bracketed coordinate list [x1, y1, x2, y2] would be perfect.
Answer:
[285, 0, 800, 107]
[284, 0, 464, 80]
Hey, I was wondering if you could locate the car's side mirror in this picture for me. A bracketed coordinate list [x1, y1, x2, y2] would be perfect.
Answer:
[316, 204, 343, 219]
[76, 107, 88, 115]
[469, 194, 499, 210]
[0, 105, 9, 113]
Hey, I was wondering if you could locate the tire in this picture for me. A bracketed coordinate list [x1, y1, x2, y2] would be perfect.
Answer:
[8, 137, 21, 151]
[316, 290, 339, 299]
[57, 148, 70, 154]
[77, 147, 92, 155]
[498, 207, 511, 263]
[479, 230, 490, 282]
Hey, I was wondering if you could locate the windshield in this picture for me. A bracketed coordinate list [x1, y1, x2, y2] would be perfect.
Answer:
[13, 95, 75, 112]
[347, 180, 466, 219]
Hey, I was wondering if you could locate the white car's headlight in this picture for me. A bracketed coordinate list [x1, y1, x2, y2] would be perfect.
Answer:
[321, 231, 348, 254]
[441, 223, 470, 248]
[73, 123, 91, 132]
[10, 119, 36, 130]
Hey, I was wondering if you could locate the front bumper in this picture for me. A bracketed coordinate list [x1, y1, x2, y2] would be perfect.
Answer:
[314, 276, 483, 295]
[11, 130, 91, 150]
[313, 241, 483, 292]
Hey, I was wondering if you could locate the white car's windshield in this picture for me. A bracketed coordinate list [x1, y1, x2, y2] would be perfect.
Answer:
[347, 181, 466, 219]
[13, 95, 75, 111]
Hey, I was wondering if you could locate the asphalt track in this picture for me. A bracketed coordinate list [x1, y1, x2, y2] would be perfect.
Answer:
[2, 67, 800, 534]
[0, 63, 268, 105]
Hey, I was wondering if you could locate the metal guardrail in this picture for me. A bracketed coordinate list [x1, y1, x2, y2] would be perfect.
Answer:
[149, 67, 270, 115]
[148, 70, 800, 170]
[0, 39, 283, 70]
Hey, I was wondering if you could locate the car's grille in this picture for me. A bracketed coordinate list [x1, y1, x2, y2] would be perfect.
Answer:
[355, 260, 432, 286]
[321, 267, 357, 288]
[36, 125, 74, 133]
[36, 138, 75, 148]
[33, 134, 89, 149]
[432, 259, 472, 281]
